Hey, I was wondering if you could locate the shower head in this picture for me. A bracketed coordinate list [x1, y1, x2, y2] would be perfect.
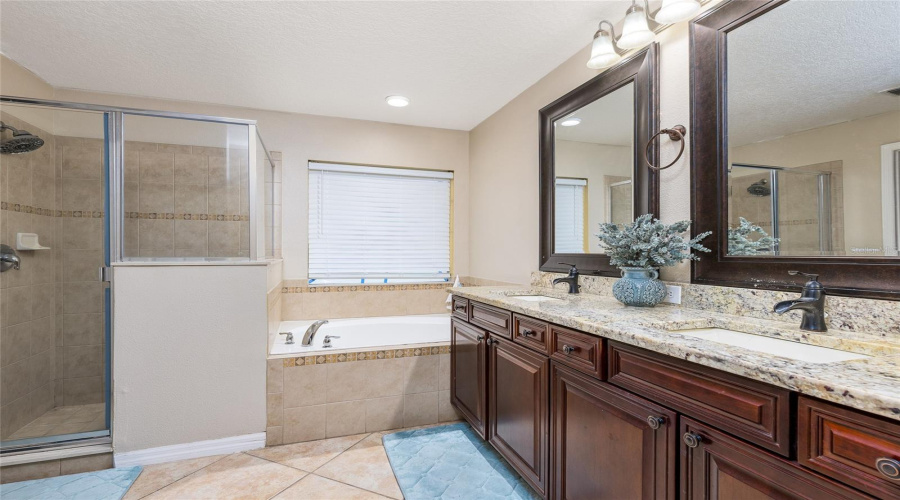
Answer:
[747, 179, 771, 197]
[0, 122, 45, 154]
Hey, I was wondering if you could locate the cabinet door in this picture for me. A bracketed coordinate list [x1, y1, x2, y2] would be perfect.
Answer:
[451, 319, 487, 439]
[489, 336, 549, 498]
[680, 417, 869, 500]
[551, 363, 676, 500]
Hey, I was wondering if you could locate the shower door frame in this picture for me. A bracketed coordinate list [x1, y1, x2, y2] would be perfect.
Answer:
[730, 163, 833, 256]
[0, 95, 268, 458]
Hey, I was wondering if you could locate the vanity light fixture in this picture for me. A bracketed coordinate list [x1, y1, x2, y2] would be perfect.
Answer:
[618, 0, 655, 49]
[385, 95, 410, 107]
[586, 0, 702, 68]
[559, 117, 582, 127]
[587, 21, 621, 70]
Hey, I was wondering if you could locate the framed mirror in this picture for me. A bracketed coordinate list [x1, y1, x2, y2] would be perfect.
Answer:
[540, 44, 659, 275]
[691, 0, 900, 299]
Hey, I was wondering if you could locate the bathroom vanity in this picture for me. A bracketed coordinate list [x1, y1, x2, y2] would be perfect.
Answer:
[448, 289, 900, 500]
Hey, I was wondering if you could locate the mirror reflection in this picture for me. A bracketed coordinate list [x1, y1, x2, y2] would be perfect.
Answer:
[726, 0, 900, 257]
[554, 82, 634, 254]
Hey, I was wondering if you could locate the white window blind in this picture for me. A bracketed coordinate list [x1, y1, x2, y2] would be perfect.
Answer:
[555, 178, 586, 253]
[309, 162, 452, 281]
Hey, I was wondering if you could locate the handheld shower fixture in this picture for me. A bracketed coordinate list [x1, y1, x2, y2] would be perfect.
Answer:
[0, 121, 45, 154]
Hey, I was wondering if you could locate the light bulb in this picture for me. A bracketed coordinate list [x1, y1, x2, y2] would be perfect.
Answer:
[618, 4, 654, 49]
[654, 0, 701, 24]
[587, 29, 620, 69]
[560, 118, 582, 127]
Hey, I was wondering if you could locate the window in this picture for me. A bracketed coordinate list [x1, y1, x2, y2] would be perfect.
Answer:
[308, 162, 452, 283]
[555, 178, 587, 253]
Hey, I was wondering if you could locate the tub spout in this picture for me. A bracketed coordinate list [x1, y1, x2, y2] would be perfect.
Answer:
[302, 320, 328, 346]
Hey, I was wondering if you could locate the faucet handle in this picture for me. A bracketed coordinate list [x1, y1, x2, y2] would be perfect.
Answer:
[560, 263, 578, 274]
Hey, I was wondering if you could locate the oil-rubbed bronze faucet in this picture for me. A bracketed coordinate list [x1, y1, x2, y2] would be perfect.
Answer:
[773, 271, 827, 332]
[552, 263, 580, 294]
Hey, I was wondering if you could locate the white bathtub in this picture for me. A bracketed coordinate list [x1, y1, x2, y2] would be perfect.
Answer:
[271, 313, 450, 356]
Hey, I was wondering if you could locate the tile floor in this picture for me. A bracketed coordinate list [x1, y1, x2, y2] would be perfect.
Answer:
[123, 425, 451, 499]
[5, 404, 106, 441]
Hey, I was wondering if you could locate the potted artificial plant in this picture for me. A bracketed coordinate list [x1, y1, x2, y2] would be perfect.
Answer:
[597, 214, 711, 307]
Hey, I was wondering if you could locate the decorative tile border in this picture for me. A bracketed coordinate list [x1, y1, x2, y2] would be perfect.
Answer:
[281, 345, 450, 367]
[1, 202, 103, 218]
[124, 212, 250, 222]
[282, 283, 449, 294]
[0, 203, 248, 222]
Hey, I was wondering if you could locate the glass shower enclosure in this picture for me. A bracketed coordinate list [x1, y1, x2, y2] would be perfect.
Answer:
[0, 96, 274, 455]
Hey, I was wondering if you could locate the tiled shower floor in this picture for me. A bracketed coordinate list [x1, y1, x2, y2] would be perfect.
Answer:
[5, 404, 106, 441]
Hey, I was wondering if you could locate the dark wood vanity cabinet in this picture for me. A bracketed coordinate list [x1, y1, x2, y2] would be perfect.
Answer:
[552, 363, 676, 499]
[488, 336, 550, 497]
[450, 318, 487, 439]
[450, 300, 894, 500]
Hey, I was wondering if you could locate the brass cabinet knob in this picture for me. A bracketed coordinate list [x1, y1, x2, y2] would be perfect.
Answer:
[647, 416, 665, 430]
[876, 457, 900, 480]
[683, 433, 703, 449]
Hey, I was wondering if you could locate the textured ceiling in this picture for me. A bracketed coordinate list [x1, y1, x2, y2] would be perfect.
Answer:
[728, 0, 900, 147]
[0, 1, 633, 131]
[556, 82, 633, 145]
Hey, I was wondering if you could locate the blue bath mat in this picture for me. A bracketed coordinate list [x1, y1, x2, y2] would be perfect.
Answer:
[0, 466, 142, 500]
[382, 422, 539, 500]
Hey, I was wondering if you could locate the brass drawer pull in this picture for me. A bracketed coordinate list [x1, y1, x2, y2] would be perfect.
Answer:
[647, 416, 665, 430]
[562, 345, 578, 354]
[683, 433, 703, 448]
[876, 457, 900, 480]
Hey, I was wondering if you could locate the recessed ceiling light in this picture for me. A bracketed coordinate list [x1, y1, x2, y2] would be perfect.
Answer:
[560, 118, 582, 127]
[385, 95, 410, 107]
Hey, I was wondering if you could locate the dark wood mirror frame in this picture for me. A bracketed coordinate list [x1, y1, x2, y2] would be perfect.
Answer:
[690, 0, 900, 300]
[539, 43, 660, 276]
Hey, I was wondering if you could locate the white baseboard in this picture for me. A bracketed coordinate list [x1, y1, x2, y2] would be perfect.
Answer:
[114, 432, 266, 467]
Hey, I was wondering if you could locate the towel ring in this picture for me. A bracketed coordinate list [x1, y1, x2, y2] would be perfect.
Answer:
[645, 125, 686, 171]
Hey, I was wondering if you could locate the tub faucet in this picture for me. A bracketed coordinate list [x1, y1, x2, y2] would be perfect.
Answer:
[773, 271, 827, 332]
[552, 263, 580, 294]
[302, 320, 329, 346]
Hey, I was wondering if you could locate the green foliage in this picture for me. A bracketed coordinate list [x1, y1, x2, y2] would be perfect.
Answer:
[727, 217, 779, 256]
[597, 214, 712, 269]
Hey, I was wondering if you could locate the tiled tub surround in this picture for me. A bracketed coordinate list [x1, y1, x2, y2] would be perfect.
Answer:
[266, 346, 461, 446]
[1, 114, 107, 439]
[451, 285, 900, 421]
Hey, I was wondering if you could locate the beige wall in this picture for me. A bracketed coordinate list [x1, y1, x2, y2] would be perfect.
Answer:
[732, 111, 900, 255]
[467, 12, 706, 284]
[111, 265, 267, 453]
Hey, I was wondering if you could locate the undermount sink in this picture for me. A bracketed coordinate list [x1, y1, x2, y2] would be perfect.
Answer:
[673, 328, 871, 364]
[508, 295, 563, 302]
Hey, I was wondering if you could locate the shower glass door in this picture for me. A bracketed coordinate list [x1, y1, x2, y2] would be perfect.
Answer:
[0, 103, 111, 451]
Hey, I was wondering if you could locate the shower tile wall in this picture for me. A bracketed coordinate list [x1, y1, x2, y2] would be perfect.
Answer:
[123, 142, 251, 258]
[1, 113, 60, 439]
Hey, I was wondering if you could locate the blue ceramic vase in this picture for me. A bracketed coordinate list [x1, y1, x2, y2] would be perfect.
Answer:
[612, 267, 667, 307]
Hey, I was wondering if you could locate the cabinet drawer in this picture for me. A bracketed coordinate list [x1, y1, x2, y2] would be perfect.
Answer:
[470, 301, 512, 339]
[450, 296, 469, 320]
[549, 325, 604, 380]
[513, 314, 550, 355]
[799, 396, 900, 499]
[608, 341, 793, 457]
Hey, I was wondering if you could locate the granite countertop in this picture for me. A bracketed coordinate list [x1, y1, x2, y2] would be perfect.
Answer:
[449, 286, 900, 421]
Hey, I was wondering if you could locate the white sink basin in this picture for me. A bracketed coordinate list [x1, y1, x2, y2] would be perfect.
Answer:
[674, 328, 870, 364]
[509, 295, 563, 302]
